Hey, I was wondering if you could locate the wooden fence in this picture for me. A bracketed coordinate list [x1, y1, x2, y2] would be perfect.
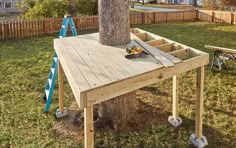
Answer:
[0, 10, 197, 39]
[198, 10, 236, 25]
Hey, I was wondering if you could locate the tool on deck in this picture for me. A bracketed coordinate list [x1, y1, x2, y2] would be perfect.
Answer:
[125, 45, 149, 59]
[43, 14, 78, 112]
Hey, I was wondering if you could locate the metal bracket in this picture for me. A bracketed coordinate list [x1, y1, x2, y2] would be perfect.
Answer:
[55, 107, 68, 118]
[190, 134, 208, 148]
[168, 116, 182, 127]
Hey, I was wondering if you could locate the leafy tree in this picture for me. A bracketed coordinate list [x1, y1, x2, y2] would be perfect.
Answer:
[18, 0, 70, 19]
[193, 0, 198, 6]
[77, 0, 98, 15]
[220, 0, 236, 6]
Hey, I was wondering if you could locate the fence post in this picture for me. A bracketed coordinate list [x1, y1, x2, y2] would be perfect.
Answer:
[142, 12, 144, 24]
[43, 19, 46, 34]
[231, 12, 233, 24]
[183, 11, 185, 21]
[196, 10, 199, 20]
[212, 11, 215, 22]
[153, 12, 156, 23]
[166, 12, 168, 22]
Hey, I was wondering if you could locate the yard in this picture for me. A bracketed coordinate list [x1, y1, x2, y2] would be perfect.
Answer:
[0, 21, 236, 147]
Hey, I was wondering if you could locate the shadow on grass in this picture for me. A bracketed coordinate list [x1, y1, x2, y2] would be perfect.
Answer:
[53, 97, 235, 147]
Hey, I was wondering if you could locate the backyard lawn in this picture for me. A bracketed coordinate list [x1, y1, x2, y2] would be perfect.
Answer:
[0, 22, 236, 147]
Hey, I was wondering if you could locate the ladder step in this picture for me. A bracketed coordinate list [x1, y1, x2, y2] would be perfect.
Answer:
[45, 89, 49, 100]
[44, 16, 78, 112]
[48, 78, 52, 87]
[51, 68, 55, 75]
[54, 57, 57, 62]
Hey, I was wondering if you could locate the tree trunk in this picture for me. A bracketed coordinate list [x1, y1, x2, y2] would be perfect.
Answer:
[97, 0, 137, 131]
[193, 0, 198, 6]
[99, 0, 131, 46]
[68, 0, 77, 16]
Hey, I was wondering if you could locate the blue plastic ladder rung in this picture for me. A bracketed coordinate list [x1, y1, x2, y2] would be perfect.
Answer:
[44, 16, 78, 112]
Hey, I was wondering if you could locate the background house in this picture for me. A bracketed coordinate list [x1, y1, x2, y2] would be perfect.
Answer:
[136, 0, 156, 3]
[0, 0, 22, 14]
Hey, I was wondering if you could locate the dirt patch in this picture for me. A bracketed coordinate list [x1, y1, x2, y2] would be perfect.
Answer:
[53, 89, 172, 142]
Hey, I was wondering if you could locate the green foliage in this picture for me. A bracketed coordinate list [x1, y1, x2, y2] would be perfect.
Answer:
[77, 0, 98, 15]
[18, 0, 70, 19]
[220, 0, 236, 6]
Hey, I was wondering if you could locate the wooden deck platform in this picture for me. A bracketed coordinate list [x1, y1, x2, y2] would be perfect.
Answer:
[54, 28, 209, 148]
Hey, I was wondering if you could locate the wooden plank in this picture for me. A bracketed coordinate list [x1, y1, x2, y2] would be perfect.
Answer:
[60, 39, 102, 88]
[78, 34, 163, 77]
[131, 31, 182, 64]
[68, 38, 113, 84]
[146, 39, 166, 47]
[195, 66, 204, 138]
[54, 40, 91, 108]
[156, 43, 175, 53]
[58, 61, 64, 112]
[205, 45, 236, 54]
[134, 32, 147, 41]
[136, 28, 208, 57]
[84, 105, 94, 148]
[86, 55, 209, 106]
[169, 48, 192, 60]
[172, 75, 179, 118]
[76, 36, 131, 80]
[131, 33, 176, 67]
[0, 22, 3, 39]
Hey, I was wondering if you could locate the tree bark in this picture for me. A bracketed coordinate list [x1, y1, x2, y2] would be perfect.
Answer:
[97, 0, 137, 131]
[99, 0, 131, 46]
[193, 0, 198, 6]
[68, 0, 77, 16]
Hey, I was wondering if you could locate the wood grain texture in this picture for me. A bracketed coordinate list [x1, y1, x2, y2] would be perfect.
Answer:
[58, 61, 64, 112]
[54, 29, 209, 108]
[84, 106, 94, 148]
[98, 0, 130, 46]
[172, 75, 179, 118]
[195, 66, 204, 138]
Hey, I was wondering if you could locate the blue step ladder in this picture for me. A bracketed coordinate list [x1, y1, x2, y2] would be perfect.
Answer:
[44, 14, 78, 112]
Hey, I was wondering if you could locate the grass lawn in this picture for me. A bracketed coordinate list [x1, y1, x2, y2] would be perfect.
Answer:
[1, 22, 236, 147]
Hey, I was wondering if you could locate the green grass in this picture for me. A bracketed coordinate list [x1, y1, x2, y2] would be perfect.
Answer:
[1, 22, 236, 147]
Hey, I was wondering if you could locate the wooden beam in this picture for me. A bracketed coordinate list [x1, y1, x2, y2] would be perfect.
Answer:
[156, 43, 175, 53]
[134, 33, 147, 41]
[205, 45, 236, 54]
[86, 55, 209, 106]
[58, 61, 64, 112]
[169, 48, 190, 60]
[131, 33, 176, 67]
[195, 66, 204, 138]
[172, 75, 179, 118]
[84, 106, 94, 148]
[146, 39, 165, 47]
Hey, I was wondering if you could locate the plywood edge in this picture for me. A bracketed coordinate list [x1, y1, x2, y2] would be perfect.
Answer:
[85, 54, 209, 107]
[54, 40, 86, 109]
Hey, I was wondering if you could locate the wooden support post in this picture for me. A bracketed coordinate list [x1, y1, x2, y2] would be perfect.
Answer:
[190, 66, 207, 147]
[172, 75, 179, 119]
[168, 75, 182, 127]
[84, 106, 94, 148]
[195, 66, 204, 138]
[58, 61, 64, 112]
[56, 60, 68, 118]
